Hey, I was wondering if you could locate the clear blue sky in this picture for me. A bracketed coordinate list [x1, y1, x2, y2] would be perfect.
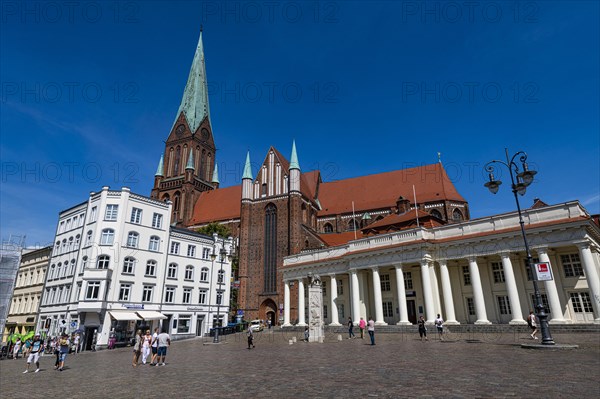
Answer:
[1, 1, 599, 247]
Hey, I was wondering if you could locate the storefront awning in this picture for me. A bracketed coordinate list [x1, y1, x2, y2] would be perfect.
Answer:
[109, 311, 141, 321]
[135, 311, 167, 320]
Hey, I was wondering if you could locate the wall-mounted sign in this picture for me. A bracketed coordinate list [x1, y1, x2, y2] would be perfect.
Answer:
[534, 262, 553, 281]
[122, 303, 144, 309]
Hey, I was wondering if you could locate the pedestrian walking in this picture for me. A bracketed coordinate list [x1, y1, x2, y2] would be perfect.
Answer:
[23, 334, 44, 373]
[141, 330, 152, 364]
[156, 330, 170, 366]
[247, 327, 255, 349]
[304, 326, 309, 342]
[73, 334, 80, 354]
[527, 311, 538, 340]
[13, 338, 22, 360]
[367, 316, 375, 345]
[359, 317, 366, 339]
[52, 337, 60, 369]
[347, 317, 355, 339]
[435, 314, 444, 341]
[150, 328, 159, 365]
[132, 329, 142, 367]
[57, 333, 70, 371]
[418, 316, 428, 341]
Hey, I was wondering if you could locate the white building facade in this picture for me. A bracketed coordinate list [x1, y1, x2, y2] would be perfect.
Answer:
[37, 187, 232, 350]
[282, 201, 600, 326]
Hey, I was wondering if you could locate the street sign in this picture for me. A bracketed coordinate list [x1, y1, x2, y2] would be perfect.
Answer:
[534, 262, 553, 281]
[70, 321, 78, 328]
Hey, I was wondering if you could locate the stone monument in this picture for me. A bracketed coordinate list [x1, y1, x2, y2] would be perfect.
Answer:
[307, 273, 324, 343]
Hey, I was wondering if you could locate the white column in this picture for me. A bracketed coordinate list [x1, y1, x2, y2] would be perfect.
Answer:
[429, 263, 442, 315]
[468, 257, 491, 324]
[297, 279, 306, 326]
[439, 260, 459, 325]
[420, 259, 435, 322]
[283, 280, 291, 326]
[371, 267, 387, 325]
[537, 248, 567, 324]
[500, 253, 526, 325]
[394, 264, 411, 325]
[577, 242, 600, 323]
[329, 275, 341, 326]
[350, 270, 360, 324]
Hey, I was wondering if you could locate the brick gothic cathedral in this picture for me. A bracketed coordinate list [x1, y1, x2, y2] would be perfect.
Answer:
[151, 31, 470, 325]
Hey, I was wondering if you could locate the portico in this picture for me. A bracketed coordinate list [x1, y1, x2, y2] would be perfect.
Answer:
[282, 201, 600, 326]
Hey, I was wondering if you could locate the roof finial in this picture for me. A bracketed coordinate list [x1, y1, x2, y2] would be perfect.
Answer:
[200, 24, 203, 33]
[437, 152, 442, 164]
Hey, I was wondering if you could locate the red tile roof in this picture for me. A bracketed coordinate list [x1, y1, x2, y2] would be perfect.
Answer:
[319, 231, 365, 246]
[318, 163, 465, 216]
[188, 184, 241, 225]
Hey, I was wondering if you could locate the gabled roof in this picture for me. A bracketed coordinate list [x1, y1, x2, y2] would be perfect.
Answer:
[188, 185, 241, 225]
[318, 163, 465, 216]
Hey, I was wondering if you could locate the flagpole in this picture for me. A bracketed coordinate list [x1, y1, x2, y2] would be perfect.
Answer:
[413, 185, 420, 228]
[352, 201, 357, 240]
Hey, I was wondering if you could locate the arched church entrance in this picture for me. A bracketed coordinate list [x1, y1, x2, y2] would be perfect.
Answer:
[260, 299, 278, 328]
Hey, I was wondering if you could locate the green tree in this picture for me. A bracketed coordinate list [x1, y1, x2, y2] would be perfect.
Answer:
[196, 222, 231, 238]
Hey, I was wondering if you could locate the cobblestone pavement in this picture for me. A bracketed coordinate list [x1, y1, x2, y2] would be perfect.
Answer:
[1, 330, 598, 398]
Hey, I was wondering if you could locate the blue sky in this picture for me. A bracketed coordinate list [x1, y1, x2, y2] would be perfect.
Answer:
[1, 1, 599, 247]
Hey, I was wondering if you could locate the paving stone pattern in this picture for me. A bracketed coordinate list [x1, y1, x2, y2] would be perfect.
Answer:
[1, 330, 598, 398]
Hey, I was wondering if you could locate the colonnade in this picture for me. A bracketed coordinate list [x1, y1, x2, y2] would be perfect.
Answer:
[282, 244, 600, 326]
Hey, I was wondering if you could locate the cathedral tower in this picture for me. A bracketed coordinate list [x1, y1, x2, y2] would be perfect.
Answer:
[151, 29, 216, 225]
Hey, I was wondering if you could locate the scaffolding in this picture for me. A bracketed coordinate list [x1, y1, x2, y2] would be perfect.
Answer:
[0, 235, 25, 341]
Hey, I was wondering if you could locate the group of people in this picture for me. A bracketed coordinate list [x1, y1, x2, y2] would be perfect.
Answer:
[347, 316, 376, 345]
[417, 314, 445, 341]
[19, 333, 71, 373]
[131, 328, 170, 367]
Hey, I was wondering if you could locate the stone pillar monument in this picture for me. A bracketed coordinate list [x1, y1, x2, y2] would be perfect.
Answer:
[307, 273, 324, 343]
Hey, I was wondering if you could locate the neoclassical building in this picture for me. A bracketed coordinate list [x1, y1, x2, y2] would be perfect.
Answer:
[282, 200, 600, 325]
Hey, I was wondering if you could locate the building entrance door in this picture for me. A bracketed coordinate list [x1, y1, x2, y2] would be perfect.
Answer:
[407, 300, 417, 324]
[196, 316, 205, 336]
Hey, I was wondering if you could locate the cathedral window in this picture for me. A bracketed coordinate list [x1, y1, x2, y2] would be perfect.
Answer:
[452, 209, 464, 221]
[174, 146, 181, 175]
[348, 219, 359, 231]
[264, 203, 277, 293]
[430, 209, 443, 219]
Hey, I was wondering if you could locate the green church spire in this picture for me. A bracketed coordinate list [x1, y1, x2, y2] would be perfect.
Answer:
[212, 162, 220, 184]
[242, 152, 253, 180]
[155, 155, 164, 177]
[186, 150, 195, 170]
[289, 140, 300, 171]
[173, 29, 210, 134]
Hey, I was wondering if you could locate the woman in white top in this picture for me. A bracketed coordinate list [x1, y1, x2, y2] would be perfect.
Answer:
[435, 314, 444, 341]
[141, 330, 152, 364]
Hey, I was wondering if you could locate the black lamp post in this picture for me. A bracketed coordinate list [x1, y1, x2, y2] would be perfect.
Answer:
[484, 149, 554, 345]
[210, 240, 232, 344]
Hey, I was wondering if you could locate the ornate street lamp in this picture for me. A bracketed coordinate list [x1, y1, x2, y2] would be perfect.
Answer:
[484, 149, 554, 345]
[210, 240, 232, 344]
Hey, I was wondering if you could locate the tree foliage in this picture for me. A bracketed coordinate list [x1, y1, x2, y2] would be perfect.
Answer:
[196, 222, 231, 238]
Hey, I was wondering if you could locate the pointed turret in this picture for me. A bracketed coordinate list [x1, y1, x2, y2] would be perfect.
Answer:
[173, 30, 211, 134]
[242, 152, 253, 201]
[186, 150, 195, 171]
[289, 141, 301, 193]
[242, 152, 253, 180]
[155, 155, 164, 177]
[212, 162, 220, 188]
[289, 140, 300, 171]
